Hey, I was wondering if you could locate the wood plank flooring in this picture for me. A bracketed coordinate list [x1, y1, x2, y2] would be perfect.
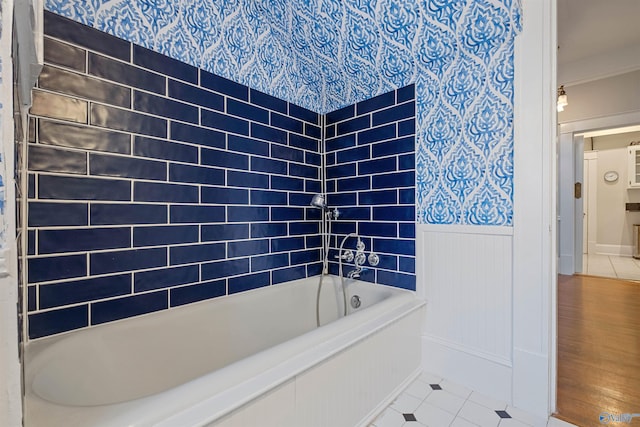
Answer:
[556, 274, 640, 426]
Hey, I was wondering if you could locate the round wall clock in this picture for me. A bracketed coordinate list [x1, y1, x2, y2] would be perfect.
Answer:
[604, 171, 619, 182]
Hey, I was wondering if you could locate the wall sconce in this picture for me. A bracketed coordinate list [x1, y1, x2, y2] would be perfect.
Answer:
[557, 85, 568, 112]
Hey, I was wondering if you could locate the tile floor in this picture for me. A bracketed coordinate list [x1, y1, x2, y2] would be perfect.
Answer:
[581, 254, 640, 280]
[370, 372, 576, 427]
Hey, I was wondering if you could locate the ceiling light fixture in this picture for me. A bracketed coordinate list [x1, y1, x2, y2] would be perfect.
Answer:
[557, 85, 568, 112]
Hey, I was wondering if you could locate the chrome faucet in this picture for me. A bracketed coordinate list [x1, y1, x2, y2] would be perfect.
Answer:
[347, 267, 369, 279]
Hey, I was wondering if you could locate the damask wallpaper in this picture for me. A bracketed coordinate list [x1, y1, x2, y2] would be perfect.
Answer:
[43, 0, 521, 226]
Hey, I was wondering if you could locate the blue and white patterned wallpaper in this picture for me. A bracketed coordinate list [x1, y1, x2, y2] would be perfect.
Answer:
[43, 0, 521, 226]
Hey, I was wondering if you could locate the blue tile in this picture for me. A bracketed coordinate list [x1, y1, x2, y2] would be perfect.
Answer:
[228, 99, 269, 124]
[92, 291, 168, 325]
[170, 279, 226, 307]
[91, 248, 167, 275]
[201, 148, 249, 170]
[134, 45, 198, 84]
[307, 263, 323, 276]
[399, 223, 416, 238]
[326, 125, 336, 139]
[291, 249, 320, 265]
[325, 134, 356, 152]
[169, 79, 224, 111]
[358, 124, 396, 145]
[273, 266, 307, 284]
[399, 188, 415, 204]
[201, 258, 249, 280]
[399, 153, 415, 170]
[271, 113, 303, 133]
[250, 190, 288, 205]
[306, 151, 322, 166]
[373, 238, 415, 256]
[289, 133, 318, 151]
[39, 175, 131, 201]
[338, 207, 371, 221]
[39, 119, 131, 154]
[398, 118, 415, 136]
[28, 174, 35, 198]
[45, 11, 130, 61]
[251, 123, 287, 144]
[28, 231, 36, 256]
[201, 224, 249, 241]
[228, 239, 269, 257]
[90, 154, 166, 180]
[336, 146, 370, 163]
[289, 222, 319, 235]
[337, 176, 370, 192]
[358, 222, 397, 238]
[251, 253, 289, 272]
[89, 53, 164, 94]
[306, 235, 323, 248]
[306, 124, 321, 139]
[376, 254, 398, 271]
[290, 163, 318, 179]
[229, 272, 270, 294]
[134, 265, 199, 292]
[327, 192, 357, 206]
[331, 221, 357, 235]
[327, 163, 356, 179]
[272, 144, 304, 163]
[28, 285, 36, 310]
[134, 91, 198, 124]
[134, 182, 198, 203]
[229, 135, 269, 156]
[227, 206, 269, 222]
[39, 274, 131, 309]
[358, 157, 397, 175]
[39, 227, 130, 254]
[326, 105, 354, 125]
[170, 243, 226, 265]
[377, 270, 416, 291]
[200, 70, 248, 101]
[356, 91, 396, 115]
[251, 223, 288, 238]
[337, 115, 370, 136]
[271, 237, 305, 252]
[169, 164, 225, 185]
[201, 186, 249, 204]
[170, 205, 226, 223]
[372, 171, 414, 189]
[397, 84, 415, 103]
[28, 145, 87, 174]
[91, 104, 167, 138]
[399, 257, 416, 273]
[28, 254, 86, 283]
[134, 225, 198, 246]
[91, 203, 167, 225]
[201, 109, 250, 136]
[306, 207, 322, 220]
[373, 206, 415, 222]
[358, 189, 397, 205]
[29, 202, 87, 227]
[251, 157, 287, 175]
[250, 89, 287, 113]
[372, 102, 415, 126]
[44, 36, 86, 72]
[227, 171, 269, 189]
[171, 122, 225, 149]
[289, 104, 319, 124]
[28, 305, 88, 339]
[306, 179, 322, 193]
[134, 136, 198, 163]
[272, 207, 304, 221]
[372, 136, 415, 157]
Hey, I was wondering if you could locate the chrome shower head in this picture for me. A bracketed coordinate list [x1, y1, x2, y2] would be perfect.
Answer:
[310, 193, 327, 210]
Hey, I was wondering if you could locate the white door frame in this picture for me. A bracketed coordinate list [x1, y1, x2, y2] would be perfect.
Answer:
[583, 151, 598, 257]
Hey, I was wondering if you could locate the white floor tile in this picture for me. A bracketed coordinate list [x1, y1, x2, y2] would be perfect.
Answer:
[451, 418, 480, 427]
[419, 371, 444, 384]
[546, 417, 578, 427]
[468, 391, 507, 411]
[374, 408, 407, 427]
[391, 392, 423, 413]
[425, 390, 466, 415]
[440, 379, 473, 399]
[505, 405, 547, 427]
[414, 401, 456, 427]
[458, 400, 501, 427]
[499, 419, 529, 427]
[404, 379, 433, 400]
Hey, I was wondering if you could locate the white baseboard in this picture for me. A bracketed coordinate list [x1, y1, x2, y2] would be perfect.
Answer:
[595, 244, 633, 257]
[512, 347, 550, 419]
[422, 335, 512, 404]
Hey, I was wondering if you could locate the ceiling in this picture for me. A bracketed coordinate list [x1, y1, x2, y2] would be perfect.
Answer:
[557, 0, 640, 65]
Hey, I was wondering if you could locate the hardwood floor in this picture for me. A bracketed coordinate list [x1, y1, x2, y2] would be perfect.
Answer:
[556, 274, 640, 426]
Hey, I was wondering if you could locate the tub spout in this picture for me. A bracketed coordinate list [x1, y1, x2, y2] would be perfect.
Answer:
[347, 267, 368, 279]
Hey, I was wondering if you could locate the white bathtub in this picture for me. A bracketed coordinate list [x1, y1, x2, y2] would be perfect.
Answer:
[24, 275, 425, 427]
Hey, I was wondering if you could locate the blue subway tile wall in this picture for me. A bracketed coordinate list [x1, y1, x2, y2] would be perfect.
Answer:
[26, 13, 322, 339]
[326, 85, 416, 291]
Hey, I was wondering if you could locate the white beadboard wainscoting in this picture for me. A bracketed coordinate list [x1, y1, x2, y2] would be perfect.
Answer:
[416, 224, 514, 404]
